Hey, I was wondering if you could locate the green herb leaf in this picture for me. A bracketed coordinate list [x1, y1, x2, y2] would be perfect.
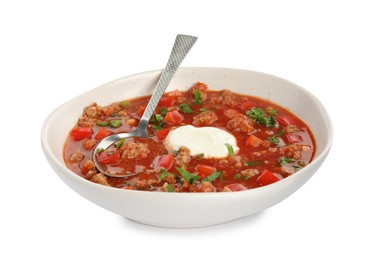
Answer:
[96, 121, 109, 127]
[246, 107, 277, 127]
[179, 103, 193, 113]
[96, 148, 105, 153]
[278, 157, 294, 165]
[225, 143, 235, 156]
[194, 90, 203, 105]
[202, 171, 221, 183]
[245, 161, 262, 166]
[268, 136, 279, 145]
[120, 101, 130, 108]
[160, 108, 168, 115]
[115, 139, 125, 149]
[176, 167, 200, 184]
[159, 169, 170, 180]
[152, 114, 163, 123]
[110, 112, 118, 117]
[109, 119, 122, 128]
[167, 184, 174, 192]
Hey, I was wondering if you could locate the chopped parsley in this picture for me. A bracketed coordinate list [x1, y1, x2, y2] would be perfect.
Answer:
[179, 103, 193, 113]
[96, 148, 105, 153]
[120, 101, 130, 109]
[159, 169, 170, 180]
[96, 121, 109, 127]
[245, 161, 262, 166]
[201, 171, 221, 183]
[167, 184, 174, 192]
[176, 167, 200, 184]
[225, 143, 235, 156]
[246, 107, 276, 127]
[278, 157, 293, 165]
[193, 90, 203, 105]
[108, 119, 122, 128]
[114, 139, 125, 149]
[159, 108, 168, 115]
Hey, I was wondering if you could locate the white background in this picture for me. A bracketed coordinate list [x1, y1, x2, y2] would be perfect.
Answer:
[1, 0, 370, 259]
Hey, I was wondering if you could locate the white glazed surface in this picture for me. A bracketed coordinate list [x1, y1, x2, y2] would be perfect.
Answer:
[41, 67, 333, 228]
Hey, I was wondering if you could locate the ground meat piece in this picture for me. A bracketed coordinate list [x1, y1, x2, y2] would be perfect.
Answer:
[227, 114, 256, 134]
[168, 89, 186, 103]
[279, 144, 303, 160]
[190, 182, 216, 192]
[210, 90, 238, 106]
[82, 139, 97, 150]
[224, 109, 240, 119]
[286, 125, 300, 133]
[228, 155, 242, 168]
[120, 142, 150, 159]
[83, 103, 103, 119]
[135, 178, 159, 190]
[77, 116, 96, 127]
[190, 82, 208, 102]
[101, 103, 122, 117]
[192, 111, 218, 126]
[241, 169, 259, 178]
[90, 173, 109, 186]
[162, 173, 177, 184]
[69, 150, 84, 163]
[81, 160, 97, 178]
[135, 165, 146, 174]
[261, 140, 271, 148]
[174, 146, 191, 168]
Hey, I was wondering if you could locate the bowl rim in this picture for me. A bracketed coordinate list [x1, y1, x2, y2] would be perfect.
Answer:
[41, 67, 334, 197]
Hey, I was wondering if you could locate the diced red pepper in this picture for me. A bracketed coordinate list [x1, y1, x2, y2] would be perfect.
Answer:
[257, 170, 281, 186]
[245, 134, 262, 148]
[70, 127, 93, 141]
[163, 110, 184, 125]
[286, 134, 303, 143]
[159, 153, 174, 169]
[276, 115, 296, 126]
[224, 183, 247, 192]
[137, 105, 146, 116]
[97, 150, 121, 165]
[196, 164, 215, 178]
[156, 128, 171, 141]
[239, 101, 256, 112]
[94, 128, 113, 140]
[159, 96, 175, 107]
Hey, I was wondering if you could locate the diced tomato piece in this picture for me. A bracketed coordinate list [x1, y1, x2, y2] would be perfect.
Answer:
[94, 128, 113, 140]
[97, 150, 121, 165]
[257, 170, 281, 186]
[239, 101, 256, 112]
[159, 96, 175, 107]
[163, 110, 184, 125]
[224, 183, 247, 192]
[286, 134, 303, 143]
[276, 115, 296, 126]
[196, 164, 215, 178]
[245, 134, 262, 148]
[137, 105, 146, 116]
[156, 128, 171, 141]
[159, 153, 174, 169]
[70, 127, 93, 141]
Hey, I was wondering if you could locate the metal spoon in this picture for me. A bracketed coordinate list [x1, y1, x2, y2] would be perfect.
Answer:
[93, 34, 198, 177]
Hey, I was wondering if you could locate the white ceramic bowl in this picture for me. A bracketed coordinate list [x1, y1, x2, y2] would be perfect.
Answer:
[41, 68, 333, 228]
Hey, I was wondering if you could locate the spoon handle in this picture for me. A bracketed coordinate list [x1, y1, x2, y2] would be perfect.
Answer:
[136, 34, 198, 133]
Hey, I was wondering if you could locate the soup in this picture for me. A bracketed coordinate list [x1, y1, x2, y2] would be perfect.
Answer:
[64, 82, 315, 192]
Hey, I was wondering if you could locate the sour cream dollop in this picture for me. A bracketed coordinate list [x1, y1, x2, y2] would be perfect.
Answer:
[164, 125, 239, 158]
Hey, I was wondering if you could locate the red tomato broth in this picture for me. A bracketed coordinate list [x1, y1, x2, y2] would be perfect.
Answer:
[64, 82, 316, 192]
